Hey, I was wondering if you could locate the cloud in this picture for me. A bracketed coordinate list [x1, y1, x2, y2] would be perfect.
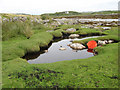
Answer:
[0, 0, 118, 14]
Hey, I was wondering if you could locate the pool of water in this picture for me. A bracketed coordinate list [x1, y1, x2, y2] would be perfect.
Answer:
[23, 36, 102, 64]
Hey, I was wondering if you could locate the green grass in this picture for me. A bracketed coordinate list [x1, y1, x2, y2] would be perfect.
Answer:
[2, 43, 118, 88]
[2, 20, 119, 88]
[2, 21, 33, 41]
[2, 32, 54, 61]
[73, 27, 119, 45]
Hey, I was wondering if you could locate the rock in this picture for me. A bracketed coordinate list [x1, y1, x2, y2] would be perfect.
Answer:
[111, 23, 117, 26]
[43, 20, 50, 23]
[94, 27, 100, 29]
[86, 25, 94, 29]
[13, 17, 19, 21]
[72, 50, 78, 52]
[105, 24, 112, 26]
[69, 34, 79, 38]
[98, 40, 107, 45]
[46, 30, 54, 32]
[66, 28, 76, 32]
[67, 44, 70, 46]
[59, 48, 66, 50]
[81, 26, 88, 28]
[101, 27, 111, 30]
[60, 46, 62, 47]
[69, 43, 86, 50]
[2, 18, 9, 22]
[44, 50, 48, 53]
[69, 39, 74, 42]
[108, 40, 114, 43]
[97, 23, 104, 26]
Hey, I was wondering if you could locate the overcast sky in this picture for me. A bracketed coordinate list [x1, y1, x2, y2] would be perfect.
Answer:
[0, 0, 119, 15]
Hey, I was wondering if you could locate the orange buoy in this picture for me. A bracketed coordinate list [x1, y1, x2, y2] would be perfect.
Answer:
[87, 40, 97, 49]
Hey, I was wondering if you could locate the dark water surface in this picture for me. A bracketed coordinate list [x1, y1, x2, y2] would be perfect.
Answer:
[23, 36, 101, 64]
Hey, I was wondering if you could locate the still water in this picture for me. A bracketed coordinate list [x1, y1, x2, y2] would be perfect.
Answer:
[23, 36, 101, 64]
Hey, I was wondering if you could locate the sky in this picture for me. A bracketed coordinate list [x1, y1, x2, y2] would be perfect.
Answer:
[0, 0, 119, 15]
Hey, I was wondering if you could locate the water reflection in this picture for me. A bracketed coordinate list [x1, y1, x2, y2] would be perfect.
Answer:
[87, 49, 94, 53]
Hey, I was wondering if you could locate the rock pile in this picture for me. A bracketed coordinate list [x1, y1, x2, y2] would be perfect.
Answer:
[98, 40, 114, 45]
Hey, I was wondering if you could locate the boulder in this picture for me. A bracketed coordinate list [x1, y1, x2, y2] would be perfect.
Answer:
[69, 34, 79, 38]
[69, 43, 86, 50]
[66, 28, 76, 32]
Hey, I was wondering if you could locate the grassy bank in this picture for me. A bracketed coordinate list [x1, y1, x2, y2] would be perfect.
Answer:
[2, 43, 118, 88]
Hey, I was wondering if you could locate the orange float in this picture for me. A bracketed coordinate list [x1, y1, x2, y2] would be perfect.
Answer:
[87, 40, 97, 49]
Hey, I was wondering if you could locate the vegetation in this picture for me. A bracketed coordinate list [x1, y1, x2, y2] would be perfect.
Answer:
[41, 10, 118, 18]
[2, 21, 33, 40]
[2, 43, 118, 88]
[1, 13, 119, 88]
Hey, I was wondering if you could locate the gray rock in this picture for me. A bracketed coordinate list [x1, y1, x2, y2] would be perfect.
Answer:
[98, 40, 107, 45]
[69, 34, 79, 38]
[46, 30, 54, 32]
[13, 17, 19, 21]
[69, 43, 86, 50]
[101, 27, 111, 30]
[66, 28, 76, 32]
[2, 18, 9, 22]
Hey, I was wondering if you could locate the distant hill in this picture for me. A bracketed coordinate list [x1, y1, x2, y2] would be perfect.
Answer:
[41, 10, 118, 17]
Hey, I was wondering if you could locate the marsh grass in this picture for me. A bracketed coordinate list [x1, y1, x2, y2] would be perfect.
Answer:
[2, 21, 33, 40]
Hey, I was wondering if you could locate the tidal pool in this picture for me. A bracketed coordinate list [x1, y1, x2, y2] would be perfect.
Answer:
[23, 36, 101, 64]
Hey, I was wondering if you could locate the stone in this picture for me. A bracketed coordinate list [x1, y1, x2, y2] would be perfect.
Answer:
[69, 43, 86, 50]
[81, 26, 88, 28]
[13, 17, 19, 21]
[101, 27, 111, 30]
[46, 30, 54, 32]
[69, 34, 79, 38]
[94, 27, 100, 29]
[66, 28, 76, 32]
[43, 20, 50, 23]
[44, 50, 48, 53]
[108, 40, 114, 43]
[2, 18, 9, 22]
[105, 24, 112, 26]
[98, 40, 107, 45]
[59, 48, 66, 50]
